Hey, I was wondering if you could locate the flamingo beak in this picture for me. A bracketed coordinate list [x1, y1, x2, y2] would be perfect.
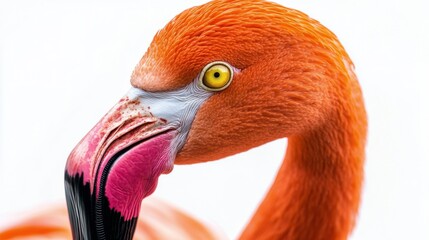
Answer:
[64, 89, 177, 239]
[64, 82, 211, 239]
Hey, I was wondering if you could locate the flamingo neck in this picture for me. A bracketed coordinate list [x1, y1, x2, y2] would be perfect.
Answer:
[240, 97, 367, 240]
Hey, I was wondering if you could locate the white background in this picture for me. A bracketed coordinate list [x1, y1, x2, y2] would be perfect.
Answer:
[0, 0, 428, 239]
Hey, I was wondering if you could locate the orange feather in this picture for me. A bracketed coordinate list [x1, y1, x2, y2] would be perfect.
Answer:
[0, 199, 224, 240]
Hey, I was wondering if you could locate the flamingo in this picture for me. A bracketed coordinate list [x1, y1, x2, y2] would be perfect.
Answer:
[0, 0, 367, 239]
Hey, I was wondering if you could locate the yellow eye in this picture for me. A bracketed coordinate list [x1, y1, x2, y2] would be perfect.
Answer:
[199, 61, 233, 91]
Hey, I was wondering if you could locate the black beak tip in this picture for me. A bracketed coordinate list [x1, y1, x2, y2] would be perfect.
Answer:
[64, 172, 137, 240]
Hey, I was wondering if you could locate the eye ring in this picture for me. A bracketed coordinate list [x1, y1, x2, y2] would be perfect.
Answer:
[198, 61, 234, 92]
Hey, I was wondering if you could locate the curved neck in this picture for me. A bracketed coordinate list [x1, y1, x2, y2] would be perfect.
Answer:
[240, 97, 367, 240]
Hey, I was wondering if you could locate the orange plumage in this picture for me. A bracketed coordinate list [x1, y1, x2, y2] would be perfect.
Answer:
[0, 0, 367, 239]
[0, 199, 224, 239]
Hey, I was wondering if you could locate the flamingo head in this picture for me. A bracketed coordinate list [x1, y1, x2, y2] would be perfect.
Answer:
[64, 0, 355, 239]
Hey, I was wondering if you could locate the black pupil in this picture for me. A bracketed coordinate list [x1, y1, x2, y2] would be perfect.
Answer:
[214, 72, 220, 78]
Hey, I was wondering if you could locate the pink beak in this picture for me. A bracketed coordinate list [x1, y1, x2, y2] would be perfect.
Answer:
[64, 93, 176, 239]
[64, 78, 211, 239]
